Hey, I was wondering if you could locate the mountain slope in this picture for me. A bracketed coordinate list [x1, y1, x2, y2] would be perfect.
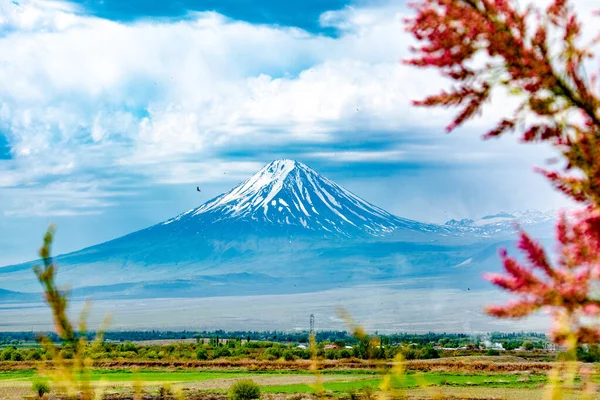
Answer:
[444, 210, 556, 237]
[0, 288, 34, 302]
[0, 159, 555, 299]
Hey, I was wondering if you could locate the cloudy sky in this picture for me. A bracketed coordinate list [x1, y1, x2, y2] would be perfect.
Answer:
[0, 0, 594, 265]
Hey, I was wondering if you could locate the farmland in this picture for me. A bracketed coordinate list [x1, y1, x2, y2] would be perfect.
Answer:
[0, 330, 588, 398]
[0, 331, 596, 399]
[1, 365, 598, 399]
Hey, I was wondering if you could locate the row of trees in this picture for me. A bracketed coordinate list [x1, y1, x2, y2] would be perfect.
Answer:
[2, 331, 561, 363]
[0, 340, 444, 362]
[0, 330, 548, 347]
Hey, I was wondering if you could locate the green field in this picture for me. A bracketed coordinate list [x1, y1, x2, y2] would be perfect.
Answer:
[0, 368, 550, 390]
[261, 372, 552, 393]
[2, 368, 599, 399]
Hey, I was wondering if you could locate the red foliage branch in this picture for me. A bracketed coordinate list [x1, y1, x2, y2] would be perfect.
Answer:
[405, 0, 600, 345]
[406, 0, 600, 204]
[485, 207, 600, 344]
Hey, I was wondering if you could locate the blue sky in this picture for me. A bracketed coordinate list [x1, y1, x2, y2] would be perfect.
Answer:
[67, 0, 350, 34]
[0, 0, 590, 265]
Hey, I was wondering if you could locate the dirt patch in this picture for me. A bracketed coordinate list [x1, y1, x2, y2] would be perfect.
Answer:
[102, 394, 314, 400]
[179, 374, 368, 390]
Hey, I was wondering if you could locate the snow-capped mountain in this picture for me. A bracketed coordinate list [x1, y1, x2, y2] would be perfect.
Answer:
[444, 210, 556, 236]
[161, 159, 442, 238]
[0, 159, 555, 300]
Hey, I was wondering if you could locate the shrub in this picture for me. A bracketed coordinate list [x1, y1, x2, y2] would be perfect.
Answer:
[196, 348, 208, 360]
[60, 348, 74, 359]
[260, 352, 278, 361]
[0, 348, 15, 361]
[32, 381, 50, 398]
[122, 341, 138, 353]
[293, 349, 311, 360]
[213, 347, 231, 358]
[325, 350, 337, 360]
[522, 341, 534, 351]
[577, 345, 600, 362]
[118, 351, 138, 359]
[233, 347, 250, 356]
[587, 344, 600, 362]
[401, 348, 416, 360]
[418, 347, 440, 359]
[176, 350, 192, 359]
[228, 380, 261, 400]
[486, 349, 500, 356]
[88, 352, 106, 360]
[263, 347, 281, 359]
[10, 351, 23, 361]
[282, 350, 295, 361]
[27, 350, 43, 361]
[339, 349, 352, 359]
[259, 347, 282, 360]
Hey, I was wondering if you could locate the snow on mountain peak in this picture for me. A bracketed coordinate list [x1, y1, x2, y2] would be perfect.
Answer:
[194, 159, 301, 215]
[162, 159, 429, 237]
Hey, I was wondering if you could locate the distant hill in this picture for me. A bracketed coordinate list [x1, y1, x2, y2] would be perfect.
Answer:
[0, 288, 35, 302]
[0, 159, 555, 301]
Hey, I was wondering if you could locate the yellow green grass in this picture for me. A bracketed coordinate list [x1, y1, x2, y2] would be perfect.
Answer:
[0, 369, 550, 390]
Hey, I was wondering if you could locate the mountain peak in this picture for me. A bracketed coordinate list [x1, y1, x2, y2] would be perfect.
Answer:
[255, 159, 305, 186]
[267, 158, 302, 167]
[161, 159, 413, 237]
[191, 159, 314, 219]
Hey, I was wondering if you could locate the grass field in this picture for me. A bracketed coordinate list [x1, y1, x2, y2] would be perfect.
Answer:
[0, 369, 550, 386]
[0, 368, 559, 399]
[1, 368, 599, 399]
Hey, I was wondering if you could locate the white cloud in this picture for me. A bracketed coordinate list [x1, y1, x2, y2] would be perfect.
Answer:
[0, 1, 440, 186]
[0, 0, 83, 33]
[121, 159, 266, 185]
[0, 0, 595, 217]
[0, 179, 132, 217]
[308, 149, 406, 163]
